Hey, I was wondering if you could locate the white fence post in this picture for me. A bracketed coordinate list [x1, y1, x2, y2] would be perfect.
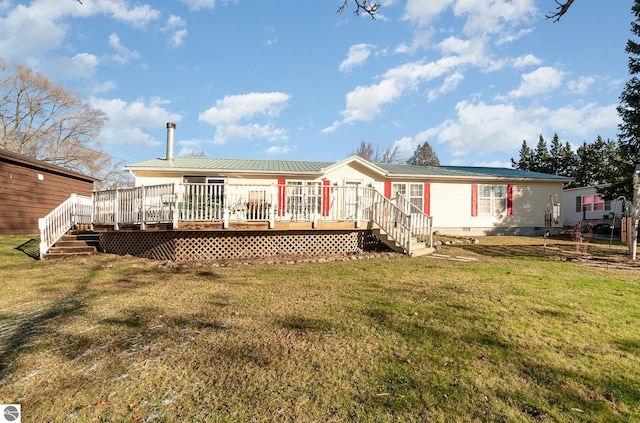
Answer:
[355, 186, 361, 228]
[173, 182, 180, 229]
[222, 189, 229, 229]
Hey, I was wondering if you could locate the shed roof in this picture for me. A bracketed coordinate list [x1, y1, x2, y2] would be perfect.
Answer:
[0, 148, 99, 183]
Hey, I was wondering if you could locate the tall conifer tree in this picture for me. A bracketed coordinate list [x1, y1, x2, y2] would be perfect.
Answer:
[607, 0, 640, 200]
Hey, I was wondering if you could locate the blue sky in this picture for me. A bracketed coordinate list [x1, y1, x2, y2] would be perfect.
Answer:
[0, 0, 634, 168]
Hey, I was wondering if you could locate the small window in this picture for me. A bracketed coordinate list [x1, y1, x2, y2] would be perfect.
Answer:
[478, 184, 507, 216]
[577, 194, 604, 213]
[392, 182, 424, 212]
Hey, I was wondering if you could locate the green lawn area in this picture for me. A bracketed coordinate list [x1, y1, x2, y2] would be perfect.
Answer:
[0, 234, 639, 422]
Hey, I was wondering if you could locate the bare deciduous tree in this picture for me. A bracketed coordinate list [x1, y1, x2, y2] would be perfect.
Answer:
[546, 0, 575, 22]
[337, 0, 380, 19]
[350, 140, 399, 163]
[0, 60, 128, 188]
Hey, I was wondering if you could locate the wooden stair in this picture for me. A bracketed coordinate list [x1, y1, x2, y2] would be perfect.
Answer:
[44, 231, 101, 260]
[372, 228, 434, 257]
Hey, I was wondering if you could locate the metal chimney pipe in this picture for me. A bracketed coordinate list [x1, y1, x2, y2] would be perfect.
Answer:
[166, 122, 176, 161]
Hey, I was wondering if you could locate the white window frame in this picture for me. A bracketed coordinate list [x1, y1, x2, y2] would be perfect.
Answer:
[478, 184, 507, 216]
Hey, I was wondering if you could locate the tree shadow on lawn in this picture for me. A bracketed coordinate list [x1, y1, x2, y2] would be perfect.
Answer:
[352, 296, 637, 420]
[454, 237, 630, 262]
[0, 260, 206, 382]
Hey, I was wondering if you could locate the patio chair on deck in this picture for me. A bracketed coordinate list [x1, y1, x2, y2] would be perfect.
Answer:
[229, 198, 246, 220]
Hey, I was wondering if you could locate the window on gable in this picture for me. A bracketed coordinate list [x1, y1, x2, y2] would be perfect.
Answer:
[478, 184, 507, 216]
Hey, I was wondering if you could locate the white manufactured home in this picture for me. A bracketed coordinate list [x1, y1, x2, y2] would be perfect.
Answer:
[122, 155, 569, 238]
[37, 124, 571, 261]
[562, 185, 626, 228]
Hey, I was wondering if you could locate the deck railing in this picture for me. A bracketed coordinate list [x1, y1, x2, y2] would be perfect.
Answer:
[89, 183, 432, 252]
[361, 189, 413, 254]
[38, 194, 93, 258]
[93, 184, 176, 229]
[395, 194, 434, 247]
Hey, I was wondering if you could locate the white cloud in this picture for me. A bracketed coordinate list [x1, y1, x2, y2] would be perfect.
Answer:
[403, 0, 454, 27]
[92, 1, 160, 29]
[324, 59, 459, 132]
[198, 92, 291, 144]
[567, 76, 596, 95]
[44, 53, 100, 81]
[0, 0, 159, 77]
[453, 0, 536, 37]
[513, 53, 542, 68]
[177, 139, 206, 156]
[266, 145, 291, 155]
[164, 15, 188, 48]
[508, 66, 566, 98]
[90, 96, 182, 148]
[427, 71, 464, 101]
[391, 136, 419, 160]
[170, 29, 189, 48]
[0, 3, 68, 61]
[108, 33, 140, 64]
[428, 99, 620, 161]
[166, 14, 187, 29]
[339, 43, 375, 72]
[180, 0, 215, 11]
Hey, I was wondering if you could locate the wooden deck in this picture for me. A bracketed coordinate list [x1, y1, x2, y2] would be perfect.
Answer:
[40, 183, 434, 259]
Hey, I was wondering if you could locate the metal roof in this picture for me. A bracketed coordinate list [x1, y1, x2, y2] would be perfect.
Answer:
[380, 164, 570, 180]
[125, 157, 333, 173]
[125, 157, 572, 181]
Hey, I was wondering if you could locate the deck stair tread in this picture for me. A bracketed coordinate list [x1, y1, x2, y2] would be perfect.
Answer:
[43, 231, 101, 260]
[371, 227, 434, 257]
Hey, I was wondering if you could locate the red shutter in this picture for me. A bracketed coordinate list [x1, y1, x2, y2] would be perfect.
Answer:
[423, 183, 431, 215]
[277, 178, 286, 216]
[471, 184, 478, 217]
[322, 179, 331, 216]
[507, 184, 513, 216]
[384, 181, 392, 199]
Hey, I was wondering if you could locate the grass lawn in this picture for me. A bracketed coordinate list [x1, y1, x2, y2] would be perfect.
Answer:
[0, 234, 639, 422]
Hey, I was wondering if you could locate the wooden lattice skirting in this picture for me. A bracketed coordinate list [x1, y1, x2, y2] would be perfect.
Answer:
[100, 230, 387, 262]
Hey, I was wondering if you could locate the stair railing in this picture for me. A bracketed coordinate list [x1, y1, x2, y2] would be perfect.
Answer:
[38, 194, 93, 259]
[361, 188, 414, 254]
[395, 194, 434, 247]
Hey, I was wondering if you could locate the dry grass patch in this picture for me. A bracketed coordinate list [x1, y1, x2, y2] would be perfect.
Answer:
[0, 235, 639, 422]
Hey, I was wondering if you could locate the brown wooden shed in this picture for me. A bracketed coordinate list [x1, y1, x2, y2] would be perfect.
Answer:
[0, 149, 98, 235]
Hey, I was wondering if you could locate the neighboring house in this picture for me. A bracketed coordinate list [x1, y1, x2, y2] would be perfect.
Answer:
[0, 148, 98, 235]
[124, 154, 571, 237]
[562, 185, 626, 228]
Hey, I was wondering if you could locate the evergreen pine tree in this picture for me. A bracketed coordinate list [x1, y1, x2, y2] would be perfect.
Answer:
[606, 0, 640, 200]
[511, 140, 532, 170]
[407, 141, 440, 166]
[531, 135, 551, 173]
